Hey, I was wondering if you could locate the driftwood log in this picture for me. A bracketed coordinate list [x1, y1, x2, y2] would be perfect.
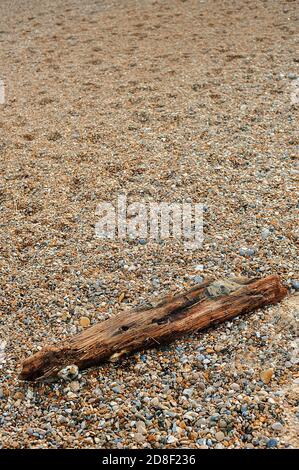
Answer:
[20, 274, 287, 381]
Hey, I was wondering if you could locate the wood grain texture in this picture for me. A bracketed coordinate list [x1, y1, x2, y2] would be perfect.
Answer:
[19, 275, 287, 381]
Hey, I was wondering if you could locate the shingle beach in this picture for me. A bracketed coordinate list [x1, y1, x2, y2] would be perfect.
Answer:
[0, 0, 298, 449]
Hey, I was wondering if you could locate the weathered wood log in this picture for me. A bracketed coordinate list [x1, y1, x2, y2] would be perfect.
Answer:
[19, 274, 287, 381]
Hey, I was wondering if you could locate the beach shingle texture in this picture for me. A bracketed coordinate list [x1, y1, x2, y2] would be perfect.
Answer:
[0, 0, 298, 449]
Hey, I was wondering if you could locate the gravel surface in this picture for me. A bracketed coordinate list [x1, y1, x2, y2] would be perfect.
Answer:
[0, 0, 298, 449]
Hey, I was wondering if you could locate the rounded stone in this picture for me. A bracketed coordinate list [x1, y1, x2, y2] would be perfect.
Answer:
[79, 316, 90, 328]
[215, 431, 225, 442]
[266, 438, 278, 448]
[271, 422, 283, 432]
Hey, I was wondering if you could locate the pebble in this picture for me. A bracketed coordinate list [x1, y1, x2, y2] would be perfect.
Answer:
[210, 413, 220, 422]
[215, 443, 224, 449]
[266, 439, 278, 448]
[136, 421, 147, 435]
[261, 228, 271, 240]
[239, 248, 255, 257]
[291, 280, 299, 291]
[197, 381, 206, 390]
[271, 422, 284, 432]
[183, 411, 198, 421]
[288, 72, 297, 80]
[152, 278, 160, 288]
[69, 381, 80, 392]
[215, 431, 225, 442]
[230, 383, 240, 391]
[57, 365, 79, 381]
[246, 443, 254, 449]
[134, 433, 146, 443]
[219, 419, 227, 429]
[79, 316, 90, 328]
[150, 397, 161, 408]
[196, 417, 206, 426]
[194, 265, 203, 272]
[167, 435, 178, 444]
[260, 368, 274, 384]
[183, 388, 193, 397]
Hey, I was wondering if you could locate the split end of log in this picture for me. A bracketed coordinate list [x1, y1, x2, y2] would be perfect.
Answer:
[19, 274, 288, 381]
